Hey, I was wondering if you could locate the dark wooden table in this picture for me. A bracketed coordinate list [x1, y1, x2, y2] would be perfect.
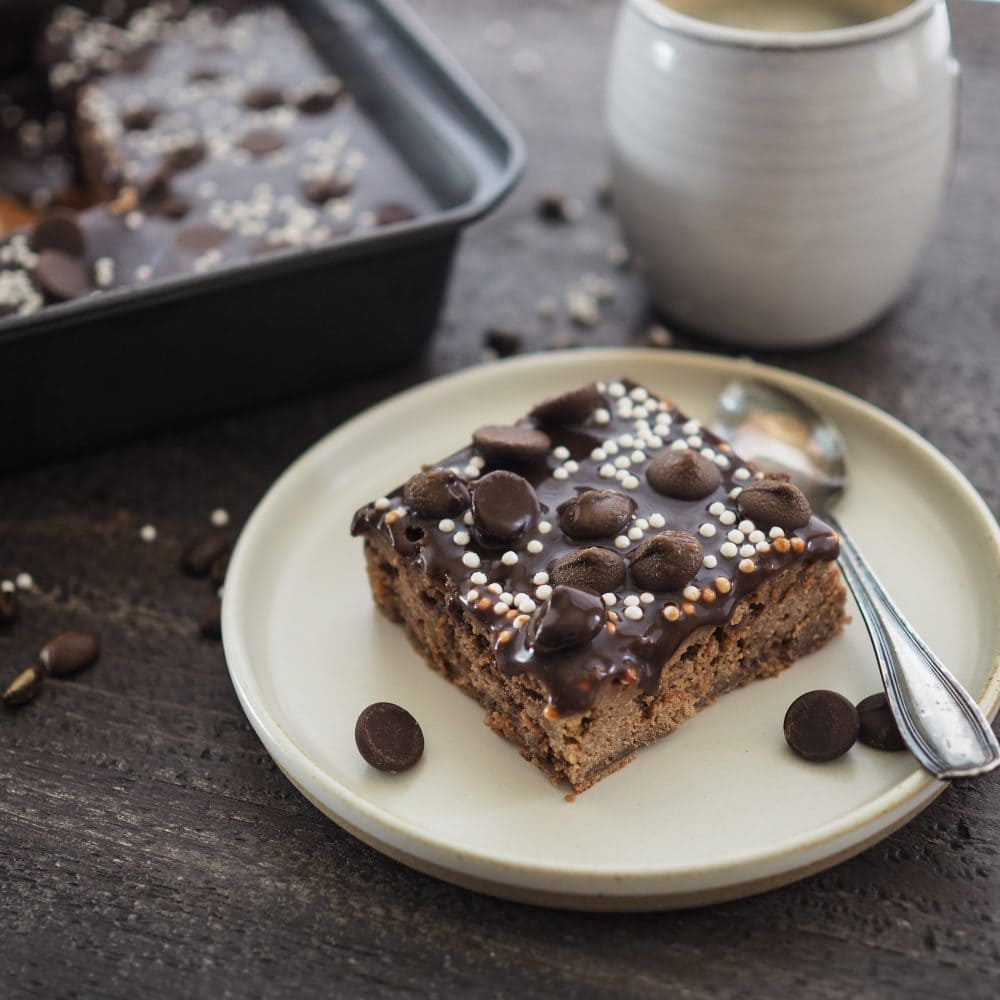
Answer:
[3, 1, 999, 996]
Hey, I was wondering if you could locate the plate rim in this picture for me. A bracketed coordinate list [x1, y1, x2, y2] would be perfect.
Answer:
[222, 348, 1000, 898]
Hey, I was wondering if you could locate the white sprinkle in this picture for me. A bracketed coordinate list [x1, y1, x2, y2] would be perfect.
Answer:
[644, 434, 663, 449]
[500, 591, 514, 605]
[608, 382, 626, 398]
[516, 595, 537, 613]
[703, 554, 718, 569]
[700, 448, 716, 461]
[533, 572, 550, 585]
[682, 420, 700, 435]
[624, 605, 643, 621]
[538, 521, 552, 534]
[591, 448, 607, 462]
[210, 508, 230, 527]
[467, 589, 480, 603]
[599, 464, 616, 479]
[488, 583, 504, 594]
[438, 518, 455, 532]
[594, 408, 611, 425]
[628, 526, 643, 540]
[630, 450, 646, 464]
[640, 592, 655, 604]
[719, 510, 737, 526]
[463, 465, 481, 479]
[513, 614, 530, 629]
[614, 455, 631, 469]
[670, 439, 688, 451]
[769, 526, 786, 539]
[623, 594, 640, 607]
[618, 434, 635, 449]
[740, 544, 756, 558]
[602, 593, 617, 607]
[749, 530, 766, 544]
[462, 552, 481, 568]
[636, 518, 649, 530]
[615, 469, 628, 482]
[738, 520, 756, 534]
[622, 475, 640, 490]
[727, 530, 745, 544]
[15, 572, 33, 590]
[630, 387, 649, 402]
[527, 540, 544, 554]
[614, 535, 630, 549]
[463, 511, 475, 525]
[730, 488, 743, 500]
[553, 445, 570, 461]
[494, 602, 510, 615]
[739, 558, 756, 574]
[470, 571, 487, 585]
[683, 585, 701, 601]
[501, 550, 518, 566]
[687, 436, 703, 448]
[139, 524, 157, 543]
[756, 541, 772, 554]
[603, 440, 619, 455]
[662, 605, 680, 621]
[391, 507, 407, 519]
[734, 468, 751, 481]
[374, 497, 391, 511]
[535, 584, 553, 601]
[698, 523, 717, 538]
[720, 542, 739, 559]
[453, 531, 471, 546]
[708, 502, 725, 516]
[649, 513, 666, 529]
[564, 460, 579, 474]
[553, 467, 569, 480]
[714, 454, 731, 468]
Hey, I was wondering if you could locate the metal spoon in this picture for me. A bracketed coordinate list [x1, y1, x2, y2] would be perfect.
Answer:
[712, 378, 1000, 779]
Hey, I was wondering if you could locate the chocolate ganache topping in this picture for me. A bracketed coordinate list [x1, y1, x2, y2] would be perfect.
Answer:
[351, 378, 841, 716]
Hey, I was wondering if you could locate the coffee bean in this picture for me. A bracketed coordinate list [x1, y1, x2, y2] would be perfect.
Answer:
[242, 86, 285, 111]
[530, 383, 603, 424]
[536, 191, 576, 223]
[403, 468, 470, 519]
[355, 702, 424, 773]
[199, 599, 222, 640]
[527, 585, 606, 653]
[210, 550, 231, 588]
[164, 141, 206, 173]
[296, 78, 344, 114]
[472, 424, 551, 465]
[30, 210, 85, 257]
[0, 587, 17, 624]
[175, 224, 227, 253]
[39, 630, 100, 677]
[857, 692, 907, 751]
[550, 547, 625, 594]
[374, 202, 417, 226]
[784, 690, 859, 762]
[483, 327, 523, 358]
[647, 450, 721, 500]
[302, 175, 352, 205]
[35, 249, 90, 301]
[180, 531, 231, 577]
[629, 531, 703, 591]
[238, 128, 285, 156]
[2, 666, 44, 707]
[471, 470, 539, 543]
[121, 104, 159, 130]
[558, 490, 635, 540]
[737, 479, 812, 530]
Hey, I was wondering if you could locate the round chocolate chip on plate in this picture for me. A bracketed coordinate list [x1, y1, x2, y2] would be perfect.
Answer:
[530, 383, 603, 424]
[34, 249, 90, 301]
[527, 585, 606, 653]
[471, 470, 539, 543]
[856, 692, 907, 751]
[355, 702, 424, 773]
[647, 450, 721, 500]
[296, 78, 345, 114]
[472, 424, 551, 465]
[550, 547, 626, 594]
[242, 86, 285, 111]
[2, 666, 44, 707]
[402, 468, 470, 518]
[165, 141, 206, 173]
[239, 128, 285, 156]
[180, 530, 231, 577]
[301, 175, 352, 205]
[558, 489, 635, 540]
[39, 630, 100, 677]
[150, 194, 192, 220]
[175, 223, 227, 253]
[737, 480, 813, 530]
[30, 209, 85, 256]
[629, 530, 703, 591]
[375, 202, 417, 226]
[121, 103, 159, 130]
[784, 690, 859, 762]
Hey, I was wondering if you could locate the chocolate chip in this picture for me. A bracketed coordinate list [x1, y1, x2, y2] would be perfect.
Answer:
[558, 490, 635, 540]
[175, 224, 227, 253]
[210, 550, 230, 588]
[536, 191, 576, 223]
[471, 470, 539, 543]
[198, 599, 222, 640]
[165, 141, 206, 173]
[149, 194, 192, 220]
[242, 86, 285, 111]
[629, 531, 703, 591]
[301, 175, 352, 205]
[39, 630, 100, 677]
[239, 128, 285, 156]
[737, 480, 813, 530]
[2, 666, 44, 707]
[483, 327, 523, 358]
[35, 249, 90, 301]
[121, 104, 159, 130]
[375, 202, 417, 226]
[527, 585, 606, 653]
[857, 692, 907, 752]
[138, 168, 171, 204]
[784, 690, 859, 762]
[355, 702, 424, 773]
[530, 383, 603, 424]
[472, 424, 551, 465]
[647, 450, 721, 500]
[296, 78, 344, 114]
[180, 531, 231, 577]
[402, 468, 470, 518]
[550, 547, 625, 594]
[0, 588, 17, 624]
[30, 210, 85, 256]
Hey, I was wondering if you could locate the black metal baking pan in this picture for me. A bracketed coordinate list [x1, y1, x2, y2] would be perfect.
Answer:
[0, 0, 524, 471]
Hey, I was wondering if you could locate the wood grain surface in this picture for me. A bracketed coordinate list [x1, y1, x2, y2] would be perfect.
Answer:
[2, 1, 999, 996]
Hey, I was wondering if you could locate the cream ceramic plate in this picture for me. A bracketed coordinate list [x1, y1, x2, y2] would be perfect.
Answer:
[222, 349, 1000, 910]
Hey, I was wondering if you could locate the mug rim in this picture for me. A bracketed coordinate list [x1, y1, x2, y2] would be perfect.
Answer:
[629, 0, 938, 50]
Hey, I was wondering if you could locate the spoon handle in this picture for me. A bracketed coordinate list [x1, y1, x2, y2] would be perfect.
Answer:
[825, 513, 1000, 779]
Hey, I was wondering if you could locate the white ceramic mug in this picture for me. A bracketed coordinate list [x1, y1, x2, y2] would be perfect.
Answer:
[605, 0, 959, 348]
